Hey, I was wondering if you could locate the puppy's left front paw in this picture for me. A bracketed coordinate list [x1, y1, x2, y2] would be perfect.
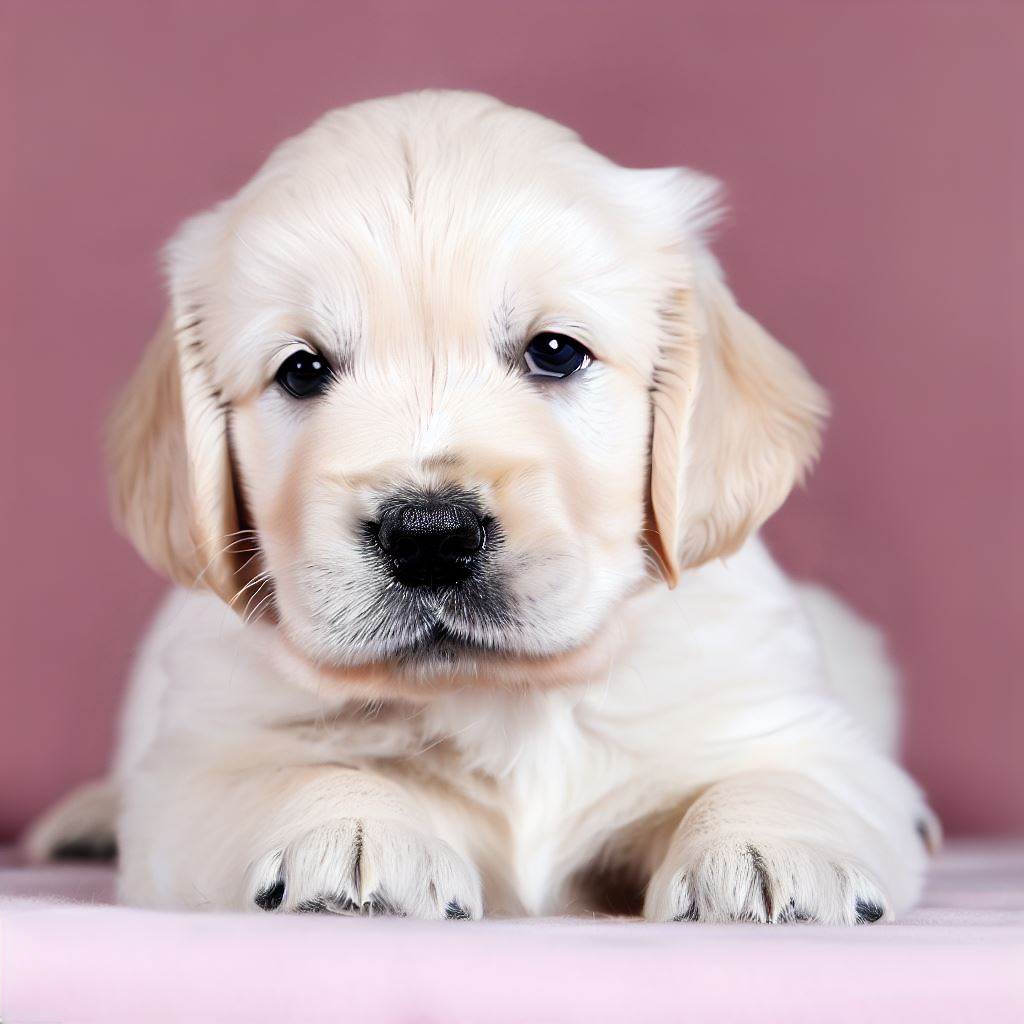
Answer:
[644, 838, 890, 925]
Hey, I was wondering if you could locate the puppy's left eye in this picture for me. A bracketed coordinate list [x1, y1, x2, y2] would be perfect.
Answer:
[275, 350, 333, 398]
[523, 333, 592, 379]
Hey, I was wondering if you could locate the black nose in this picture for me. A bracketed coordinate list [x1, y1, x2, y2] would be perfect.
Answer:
[374, 500, 486, 587]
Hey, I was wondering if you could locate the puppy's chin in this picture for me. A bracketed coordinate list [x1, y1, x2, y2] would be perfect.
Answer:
[269, 605, 640, 700]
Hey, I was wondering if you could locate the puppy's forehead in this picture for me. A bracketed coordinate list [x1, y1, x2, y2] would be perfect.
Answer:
[220, 93, 659, 365]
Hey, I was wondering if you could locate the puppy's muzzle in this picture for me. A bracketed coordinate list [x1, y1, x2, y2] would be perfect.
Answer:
[371, 496, 487, 588]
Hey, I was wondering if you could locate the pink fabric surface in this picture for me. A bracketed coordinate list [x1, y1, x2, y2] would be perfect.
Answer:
[3, 1, 1022, 842]
[2, 841, 1022, 1024]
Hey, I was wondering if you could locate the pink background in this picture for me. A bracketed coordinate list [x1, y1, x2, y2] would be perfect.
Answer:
[3, 1, 1020, 839]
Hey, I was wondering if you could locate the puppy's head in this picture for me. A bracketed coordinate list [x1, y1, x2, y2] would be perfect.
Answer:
[111, 91, 826, 691]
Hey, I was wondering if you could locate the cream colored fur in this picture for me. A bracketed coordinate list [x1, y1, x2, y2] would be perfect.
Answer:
[26, 91, 936, 923]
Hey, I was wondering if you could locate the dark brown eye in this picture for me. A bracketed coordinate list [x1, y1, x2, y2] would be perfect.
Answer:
[523, 333, 592, 378]
[275, 350, 333, 398]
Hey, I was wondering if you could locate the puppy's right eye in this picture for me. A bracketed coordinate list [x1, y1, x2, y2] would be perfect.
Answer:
[275, 351, 333, 399]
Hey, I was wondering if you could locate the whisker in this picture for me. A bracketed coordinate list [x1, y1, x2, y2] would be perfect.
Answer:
[244, 590, 277, 626]
[190, 530, 262, 588]
[241, 578, 273, 620]
[230, 569, 275, 609]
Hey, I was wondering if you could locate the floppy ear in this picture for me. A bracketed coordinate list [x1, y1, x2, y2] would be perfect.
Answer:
[107, 306, 241, 602]
[649, 256, 828, 584]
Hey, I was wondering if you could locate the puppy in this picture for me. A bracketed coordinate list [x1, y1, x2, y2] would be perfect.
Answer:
[28, 90, 937, 922]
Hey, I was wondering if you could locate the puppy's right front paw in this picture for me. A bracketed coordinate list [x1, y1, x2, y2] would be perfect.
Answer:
[247, 818, 482, 920]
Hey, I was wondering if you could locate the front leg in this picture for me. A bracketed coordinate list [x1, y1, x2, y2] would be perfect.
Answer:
[645, 768, 935, 924]
[119, 759, 482, 919]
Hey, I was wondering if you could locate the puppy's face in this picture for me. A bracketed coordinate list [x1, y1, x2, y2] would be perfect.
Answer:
[112, 92, 826, 691]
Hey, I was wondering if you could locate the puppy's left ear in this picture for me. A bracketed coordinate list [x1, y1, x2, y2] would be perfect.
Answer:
[648, 185, 828, 584]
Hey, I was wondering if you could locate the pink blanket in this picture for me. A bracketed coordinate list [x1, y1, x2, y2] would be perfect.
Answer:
[2, 840, 1022, 1023]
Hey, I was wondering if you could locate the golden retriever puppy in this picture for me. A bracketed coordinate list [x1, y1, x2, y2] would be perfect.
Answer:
[28, 91, 937, 922]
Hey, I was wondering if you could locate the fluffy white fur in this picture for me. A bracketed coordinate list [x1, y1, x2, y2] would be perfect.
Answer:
[27, 91, 937, 923]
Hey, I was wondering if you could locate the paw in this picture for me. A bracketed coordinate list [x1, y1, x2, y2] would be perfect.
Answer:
[247, 818, 482, 919]
[916, 808, 943, 854]
[23, 778, 119, 864]
[645, 837, 891, 925]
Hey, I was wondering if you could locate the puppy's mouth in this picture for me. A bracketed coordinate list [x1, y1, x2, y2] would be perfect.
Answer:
[391, 620, 495, 663]
[373, 591, 528, 666]
[275, 597, 630, 697]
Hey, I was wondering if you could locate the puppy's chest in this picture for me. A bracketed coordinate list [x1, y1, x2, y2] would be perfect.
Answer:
[418, 695, 671, 912]
[298, 693, 680, 913]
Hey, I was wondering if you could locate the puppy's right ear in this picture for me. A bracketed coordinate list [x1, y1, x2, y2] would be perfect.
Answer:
[107, 306, 239, 601]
